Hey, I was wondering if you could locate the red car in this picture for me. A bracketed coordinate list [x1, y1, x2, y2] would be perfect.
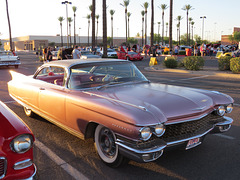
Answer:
[0, 101, 36, 179]
[117, 51, 143, 61]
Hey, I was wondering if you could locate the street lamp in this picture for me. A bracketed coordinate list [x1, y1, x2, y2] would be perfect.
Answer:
[200, 16, 206, 41]
[62, 1, 72, 47]
[79, 28, 81, 46]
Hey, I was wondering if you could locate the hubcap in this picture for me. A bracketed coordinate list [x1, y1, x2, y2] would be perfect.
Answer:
[99, 128, 116, 157]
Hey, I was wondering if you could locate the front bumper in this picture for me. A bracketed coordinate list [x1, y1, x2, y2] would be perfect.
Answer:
[116, 116, 233, 163]
[0, 61, 21, 66]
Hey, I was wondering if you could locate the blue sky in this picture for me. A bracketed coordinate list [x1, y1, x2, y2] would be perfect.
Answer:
[0, 0, 240, 41]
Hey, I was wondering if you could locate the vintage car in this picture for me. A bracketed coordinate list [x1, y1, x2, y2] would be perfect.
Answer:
[100, 48, 118, 58]
[8, 59, 234, 167]
[117, 51, 143, 61]
[0, 101, 36, 179]
[0, 51, 21, 69]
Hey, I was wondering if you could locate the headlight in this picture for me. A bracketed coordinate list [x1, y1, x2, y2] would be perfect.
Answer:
[226, 104, 233, 113]
[140, 127, 152, 141]
[154, 124, 165, 137]
[10, 134, 33, 154]
[217, 106, 226, 116]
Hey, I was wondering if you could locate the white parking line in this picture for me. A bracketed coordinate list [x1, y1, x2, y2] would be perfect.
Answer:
[34, 139, 89, 180]
[234, 103, 240, 107]
[213, 134, 235, 140]
[3, 100, 16, 104]
[170, 75, 210, 82]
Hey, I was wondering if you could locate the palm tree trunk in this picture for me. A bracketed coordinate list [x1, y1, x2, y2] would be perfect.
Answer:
[88, 20, 90, 46]
[5, 0, 13, 51]
[69, 24, 72, 47]
[96, 21, 98, 46]
[169, 0, 173, 53]
[111, 17, 113, 47]
[186, 12, 189, 45]
[142, 17, 144, 47]
[145, 11, 147, 45]
[125, 9, 128, 43]
[103, 0, 107, 57]
[179, 22, 181, 45]
[162, 11, 164, 45]
[74, 14, 76, 45]
[150, 0, 154, 46]
[92, 0, 96, 49]
[61, 23, 63, 47]
[128, 18, 130, 38]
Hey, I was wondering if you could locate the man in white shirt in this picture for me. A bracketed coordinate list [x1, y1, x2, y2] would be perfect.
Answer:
[72, 45, 81, 59]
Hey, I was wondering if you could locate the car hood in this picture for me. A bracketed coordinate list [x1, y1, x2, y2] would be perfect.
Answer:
[83, 82, 233, 125]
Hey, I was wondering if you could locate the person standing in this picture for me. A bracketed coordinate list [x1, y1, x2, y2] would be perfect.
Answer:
[46, 47, 52, 62]
[62, 47, 68, 60]
[209, 44, 214, 59]
[72, 45, 81, 59]
[174, 44, 179, 55]
[194, 42, 198, 56]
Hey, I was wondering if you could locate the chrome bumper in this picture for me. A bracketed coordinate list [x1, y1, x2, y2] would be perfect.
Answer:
[116, 116, 233, 163]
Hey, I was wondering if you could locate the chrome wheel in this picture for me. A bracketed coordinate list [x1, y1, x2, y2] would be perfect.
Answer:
[94, 125, 128, 167]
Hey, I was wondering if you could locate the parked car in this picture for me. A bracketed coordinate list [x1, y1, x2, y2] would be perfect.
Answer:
[80, 54, 102, 59]
[0, 51, 21, 69]
[117, 51, 143, 61]
[100, 48, 118, 58]
[0, 100, 36, 179]
[8, 59, 234, 167]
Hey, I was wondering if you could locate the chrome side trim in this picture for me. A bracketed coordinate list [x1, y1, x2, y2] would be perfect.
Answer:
[23, 163, 37, 180]
[216, 116, 233, 126]
[13, 159, 33, 170]
[0, 157, 7, 180]
[167, 128, 213, 146]
[116, 139, 166, 154]
[165, 113, 209, 125]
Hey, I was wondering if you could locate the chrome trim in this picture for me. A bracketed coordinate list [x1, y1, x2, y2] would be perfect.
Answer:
[116, 139, 166, 154]
[83, 91, 149, 112]
[13, 159, 33, 170]
[0, 157, 7, 179]
[23, 163, 37, 180]
[165, 113, 209, 125]
[216, 116, 233, 126]
[167, 128, 213, 146]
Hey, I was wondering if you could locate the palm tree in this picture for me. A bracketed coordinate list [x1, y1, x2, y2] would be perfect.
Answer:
[141, 10, 145, 47]
[120, 0, 130, 44]
[5, 0, 13, 51]
[150, 0, 154, 46]
[68, 17, 73, 47]
[110, 10, 115, 47]
[127, 12, 131, 38]
[182, 4, 193, 45]
[142, 2, 149, 46]
[58, 16, 64, 47]
[86, 14, 91, 46]
[166, 22, 168, 37]
[191, 21, 195, 45]
[169, 0, 173, 53]
[103, 0, 107, 57]
[188, 17, 193, 45]
[92, 0, 96, 49]
[96, 14, 99, 46]
[176, 23, 180, 43]
[72, 6, 77, 46]
[157, 22, 161, 44]
[176, 15, 183, 45]
[159, 4, 168, 45]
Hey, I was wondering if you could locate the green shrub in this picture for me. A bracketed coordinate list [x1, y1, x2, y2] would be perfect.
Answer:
[164, 57, 178, 68]
[230, 57, 240, 73]
[183, 56, 204, 70]
[218, 56, 232, 70]
[178, 51, 186, 55]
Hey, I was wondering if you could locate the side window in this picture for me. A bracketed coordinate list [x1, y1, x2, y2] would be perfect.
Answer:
[35, 66, 65, 86]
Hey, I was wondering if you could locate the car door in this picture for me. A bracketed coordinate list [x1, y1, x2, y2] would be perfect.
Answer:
[35, 66, 67, 125]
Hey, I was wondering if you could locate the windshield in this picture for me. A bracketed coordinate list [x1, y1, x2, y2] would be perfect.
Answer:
[68, 61, 148, 89]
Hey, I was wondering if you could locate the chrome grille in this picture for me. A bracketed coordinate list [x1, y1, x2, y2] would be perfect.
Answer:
[0, 157, 7, 179]
[162, 114, 224, 143]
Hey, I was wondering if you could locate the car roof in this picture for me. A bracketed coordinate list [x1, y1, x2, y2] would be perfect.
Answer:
[45, 59, 127, 68]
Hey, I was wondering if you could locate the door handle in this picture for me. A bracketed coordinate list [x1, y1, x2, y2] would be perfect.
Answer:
[39, 87, 45, 90]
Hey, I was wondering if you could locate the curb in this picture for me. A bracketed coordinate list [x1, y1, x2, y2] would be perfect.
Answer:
[144, 66, 240, 79]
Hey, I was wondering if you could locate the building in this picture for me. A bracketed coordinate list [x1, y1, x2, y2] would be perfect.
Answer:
[2, 35, 144, 51]
[221, 27, 240, 45]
